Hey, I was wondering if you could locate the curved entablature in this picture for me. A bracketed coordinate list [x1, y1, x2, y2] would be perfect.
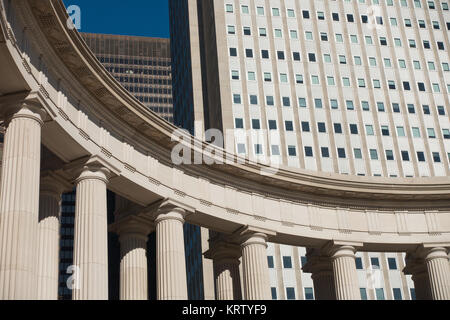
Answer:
[0, 0, 449, 251]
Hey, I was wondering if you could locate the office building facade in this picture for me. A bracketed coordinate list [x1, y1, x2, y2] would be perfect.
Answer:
[81, 33, 174, 122]
[169, 0, 450, 300]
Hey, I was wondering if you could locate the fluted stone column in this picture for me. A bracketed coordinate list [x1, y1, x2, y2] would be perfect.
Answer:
[0, 104, 44, 300]
[424, 247, 450, 300]
[155, 205, 188, 300]
[116, 218, 152, 300]
[72, 164, 110, 300]
[241, 233, 271, 300]
[207, 241, 242, 300]
[331, 246, 360, 300]
[36, 175, 69, 300]
[303, 248, 336, 300]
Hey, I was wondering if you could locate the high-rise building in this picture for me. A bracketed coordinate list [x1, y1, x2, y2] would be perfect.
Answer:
[81, 33, 174, 122]
[169, 0, 450, 300]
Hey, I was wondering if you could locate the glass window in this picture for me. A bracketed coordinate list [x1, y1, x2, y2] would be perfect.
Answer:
[271, 287, 277, 300]
[360, 288, 368, 300]
[254, 144, 263, 155]
[428, 128, 436, 138]
[288, 146, 297, 157]
[371, 257, 380, 269]
[370, 149, 379, 160]
[267, 256, 275, 268]
[321, 147, 330, 158]
[286, 287, 296, 300]
[354, 148, 363, 159]
[298, 98, 307, 108]
[268, 120, 277, 130]
[355, 257, 364, 269]
[386, 150, 394, 161]
[388, 257, 397, 270]
[410, 288, 416, 300]
[271, 145, 280, 156]
[305, 147, 313, 157]
[330, 99, 339, 109]
[376, 288, 385, 300]
[283, 256, 293, 268]
[301, 122, 310, 132]
[285, 121, 294, 131]
[433, 152, 441, 163]
[402, 151, 410, 161]
[362, 101, 370, 111]
[366, 125, 374, 136]
[311, 76, 320, 84]
[337, 148, 346, 159]
[304, 288, 314, 300]
[235, 118, 244, 129]
[252, 119, 260, 129]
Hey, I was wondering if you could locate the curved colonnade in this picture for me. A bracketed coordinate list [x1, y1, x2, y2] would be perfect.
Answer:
[0, 0, 448, 300]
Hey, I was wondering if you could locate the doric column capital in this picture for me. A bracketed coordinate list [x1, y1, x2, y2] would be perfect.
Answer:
[110, 216, 154, 243]
[205, 239, 241, 265]
[303, 247, 334, 276]
[234, 225, 275, 249]
[320, 241, 363, 259]
[405, 244, 450, 264]
[422, 247, 449, 262]
[0, 91, 49, 126]
[149, 198, 193, 224]
[63, 155, 120, 185]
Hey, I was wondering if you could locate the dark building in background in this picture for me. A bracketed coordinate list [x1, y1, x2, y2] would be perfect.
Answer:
[81, 33, 174, 122]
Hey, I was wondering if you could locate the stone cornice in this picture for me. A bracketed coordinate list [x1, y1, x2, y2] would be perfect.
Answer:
[18, 0, 449, 206]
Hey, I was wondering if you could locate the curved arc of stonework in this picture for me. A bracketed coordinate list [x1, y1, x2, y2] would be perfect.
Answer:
[0, 0, 449, 250]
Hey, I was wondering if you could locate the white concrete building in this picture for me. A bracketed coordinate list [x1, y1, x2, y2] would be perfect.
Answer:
[168, 0, 450, 300]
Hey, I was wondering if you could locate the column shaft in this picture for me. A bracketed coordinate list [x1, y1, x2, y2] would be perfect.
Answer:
[37, 193, 61, 300]
[120, 234, 148, 300]
[0, 107, 42, 300]
[332, 246, 360, 300]
[215, 260, 242, 300]
[241, 234, 271, 300]
[72, 169, 109, 300]
[156, 209, 187, 300]
[425, 248, 450, 300]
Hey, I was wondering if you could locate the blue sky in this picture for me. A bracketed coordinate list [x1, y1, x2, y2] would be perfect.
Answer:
[63, 0, 170, 38]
